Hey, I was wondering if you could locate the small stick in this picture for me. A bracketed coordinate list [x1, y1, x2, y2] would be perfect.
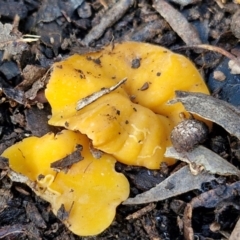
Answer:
[173, 44, 238, 62]
[76, 78, 127, 111]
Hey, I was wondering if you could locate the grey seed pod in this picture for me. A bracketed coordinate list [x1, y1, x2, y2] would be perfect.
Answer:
[170, 119, 209, 152]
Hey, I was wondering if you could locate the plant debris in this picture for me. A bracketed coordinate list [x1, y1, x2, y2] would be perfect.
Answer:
[165, 146, 240, 177]
[183, 181, 240, 240]
[153, 0, 201, 45]
[169, 91, 240, 139]
[123, 166, 215, 205]
[81, 0, 134, 46]
[50, 147, 84, 172]
[76, 78, 127, 110]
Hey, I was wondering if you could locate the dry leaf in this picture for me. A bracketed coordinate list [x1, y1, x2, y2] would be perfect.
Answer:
[0, 22, 39, 60]
[229, 217, 240, 240]
[165, 146, 240, 177]
[153, 0, 201, 45]
[17, 65, 47, 91]
[123, 166, 215, 205]
[169, 91, 240, 140]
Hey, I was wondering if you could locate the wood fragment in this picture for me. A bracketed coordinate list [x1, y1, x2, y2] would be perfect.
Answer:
[169, 91, 240, 140]
[152, 0, 201, 45]
[76, 78, 127, 111]
[126, 203, 156, 220]
[50, 148, 83, 172]
[81, 0, 134, 46]
[175, 44, 238, 61]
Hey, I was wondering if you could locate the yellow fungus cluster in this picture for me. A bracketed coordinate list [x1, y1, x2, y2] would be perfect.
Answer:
[1, 42, 210, 236]
[2, 130, 129, 236]
[46, 41, 209, 169]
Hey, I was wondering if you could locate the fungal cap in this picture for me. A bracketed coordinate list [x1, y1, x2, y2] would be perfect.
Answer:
[2, 130, 130, 236]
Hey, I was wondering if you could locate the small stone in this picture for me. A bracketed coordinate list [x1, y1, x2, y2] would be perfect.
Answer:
[213, 70, 226, 81]
[170, 119, 209, 152]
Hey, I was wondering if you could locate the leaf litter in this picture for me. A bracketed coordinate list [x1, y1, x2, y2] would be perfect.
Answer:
[124, 90, 240, 239]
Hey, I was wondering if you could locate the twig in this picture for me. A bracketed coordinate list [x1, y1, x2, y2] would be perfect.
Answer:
[76, 78, 127, 111]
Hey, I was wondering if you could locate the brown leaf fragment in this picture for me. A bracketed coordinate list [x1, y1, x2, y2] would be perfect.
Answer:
[50, 148, 84, 172]
[81, 0, 134, 46]
[25, 202, 47, 229]
[229, 217, 240, 240]
[152, 0, 201, 45]
[25, 78, 46, 100]
[183, 181, 240, 240]
[17, 65, 47, 91]
[123, 166, 215, 205]
[170, 91, 240, 140]
[165, 146, 240, 177]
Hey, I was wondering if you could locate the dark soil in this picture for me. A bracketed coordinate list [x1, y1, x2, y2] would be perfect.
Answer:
[0, 0, 240, 239]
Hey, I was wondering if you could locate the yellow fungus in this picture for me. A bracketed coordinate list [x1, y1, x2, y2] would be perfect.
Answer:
[2, 130, 130, 236]
[46, 41, 210, 169]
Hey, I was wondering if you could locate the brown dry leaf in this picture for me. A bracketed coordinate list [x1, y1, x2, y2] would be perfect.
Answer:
[165, 146, 240, 177]
[123, 166, 215, 205]
[152, 0, 201, 45]
[17, 65, 47, 91]
[229, 217, 240, 240]
[25, 69, 50, 101]
[169, 91, 240, 140]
